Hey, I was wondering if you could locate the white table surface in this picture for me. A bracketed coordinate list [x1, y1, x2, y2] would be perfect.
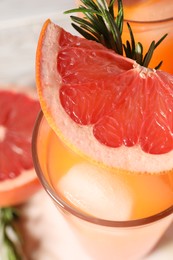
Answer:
[0, 1, 173, 259]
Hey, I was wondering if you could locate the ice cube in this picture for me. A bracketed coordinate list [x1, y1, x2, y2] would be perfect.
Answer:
[57, 163, 133, 221]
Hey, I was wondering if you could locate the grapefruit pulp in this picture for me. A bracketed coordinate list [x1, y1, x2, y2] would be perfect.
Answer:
[36, 20, 173, 174]
[0, 86, 41, 206]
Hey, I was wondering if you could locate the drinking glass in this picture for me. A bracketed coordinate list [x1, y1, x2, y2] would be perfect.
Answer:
[32, 112, 173, 260]
[118, 0, 173, 73]
[122, 15, 173, 73]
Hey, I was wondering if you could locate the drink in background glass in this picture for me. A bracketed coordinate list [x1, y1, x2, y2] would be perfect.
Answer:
[32, 112, 173, 260]
[76, 0, 173, 74]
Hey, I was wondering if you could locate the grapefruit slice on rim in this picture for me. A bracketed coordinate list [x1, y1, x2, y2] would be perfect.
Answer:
[0, 85, 41, 207]
[36, 19, 173, 175]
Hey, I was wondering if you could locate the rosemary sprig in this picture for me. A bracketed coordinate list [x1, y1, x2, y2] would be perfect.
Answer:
[65, 0, 167, 69]
[0, 207, 22, 260]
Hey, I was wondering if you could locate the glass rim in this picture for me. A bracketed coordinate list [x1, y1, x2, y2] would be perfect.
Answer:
[32, 111, 173, 228]
[124, 16, 173, 25]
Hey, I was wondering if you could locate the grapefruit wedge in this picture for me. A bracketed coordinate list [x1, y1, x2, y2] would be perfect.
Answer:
[0, 86, 40, 206]
[36, 20, 173, 175]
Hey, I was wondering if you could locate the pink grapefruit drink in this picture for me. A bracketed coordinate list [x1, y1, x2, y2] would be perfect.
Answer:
[76, 0, 173, 74]
[122, 0, 173, 74]
[33, 2, 173, 259]
[32, 112, 173, 260]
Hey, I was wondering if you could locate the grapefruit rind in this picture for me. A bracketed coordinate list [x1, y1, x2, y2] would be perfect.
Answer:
[36, 20, 173, 175]
[0, 85, 41, 206]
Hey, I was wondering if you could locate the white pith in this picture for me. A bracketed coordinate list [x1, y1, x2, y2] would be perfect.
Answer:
[0, 169, 36, 191]
[39, 21, 173, 174]
[0, 125, 6, 142]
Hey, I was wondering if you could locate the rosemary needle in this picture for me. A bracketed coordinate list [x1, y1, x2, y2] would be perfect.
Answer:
[0, 207, 22, 260]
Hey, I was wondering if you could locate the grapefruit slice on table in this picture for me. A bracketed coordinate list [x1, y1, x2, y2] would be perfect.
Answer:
[36, 19, 173, 175]
[0, 86, 41, 207]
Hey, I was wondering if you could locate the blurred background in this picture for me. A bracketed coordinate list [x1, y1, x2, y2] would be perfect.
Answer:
[0, 0, 74, 86]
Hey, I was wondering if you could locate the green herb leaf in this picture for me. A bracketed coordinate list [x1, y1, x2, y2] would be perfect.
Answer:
[0, 207, 23, 260]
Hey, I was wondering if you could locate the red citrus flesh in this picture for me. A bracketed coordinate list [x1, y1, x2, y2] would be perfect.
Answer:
[36, 20, 173, 174]
[0, 86, 40, 206]
[57, 24, 173, 155]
